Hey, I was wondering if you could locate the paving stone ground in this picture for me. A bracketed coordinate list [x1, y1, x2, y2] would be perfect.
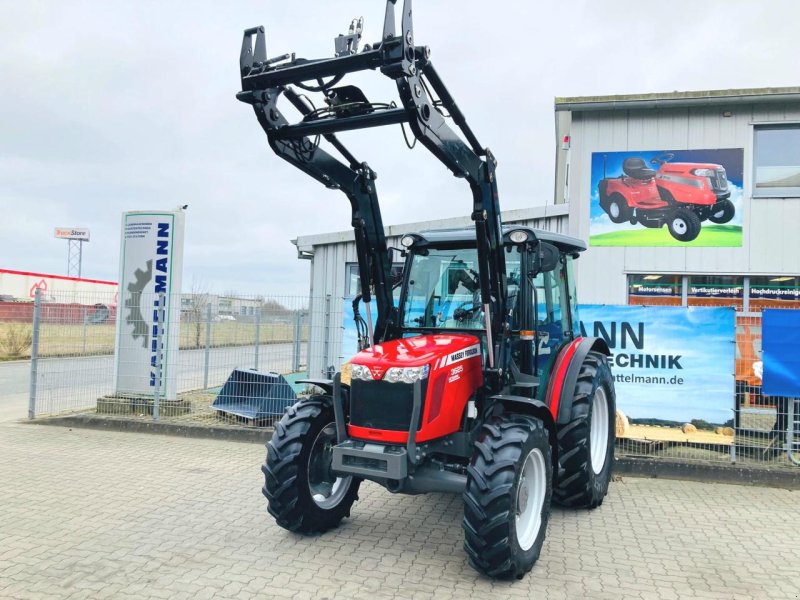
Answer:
[1, 421, 798, 600]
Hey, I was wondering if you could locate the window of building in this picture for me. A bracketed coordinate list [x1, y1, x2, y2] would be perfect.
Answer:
[687, 275, 744, 310]
[748, 276, 800, 311]
[628, 274, 682, 306]
[753, 125, 800, 197]
[346, 263, 405, 298]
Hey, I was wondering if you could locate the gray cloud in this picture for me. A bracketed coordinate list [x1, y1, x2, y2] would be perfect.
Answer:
[1, 1, 798, 297]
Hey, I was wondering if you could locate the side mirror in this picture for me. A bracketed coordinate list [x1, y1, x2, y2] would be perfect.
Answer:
[531, 241, 560, 274]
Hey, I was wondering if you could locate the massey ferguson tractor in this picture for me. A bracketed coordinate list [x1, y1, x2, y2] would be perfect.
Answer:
[598, 153, 734, 242]
[238, 1, 615, 579]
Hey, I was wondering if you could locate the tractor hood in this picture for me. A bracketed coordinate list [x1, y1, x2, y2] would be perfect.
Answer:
[351, 333, 480, 380]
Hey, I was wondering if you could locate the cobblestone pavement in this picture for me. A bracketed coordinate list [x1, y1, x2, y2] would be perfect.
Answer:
[1, 422, 799, 600]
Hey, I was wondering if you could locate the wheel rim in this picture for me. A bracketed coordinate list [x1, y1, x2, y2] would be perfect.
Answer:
[590, 388, 609, 475]
[609, 202, 620, 219]
[713, 208, 724, 219]
[307, 423, 352, 509]
[672, 217, 687, 234]
[515, 448, 547, 551]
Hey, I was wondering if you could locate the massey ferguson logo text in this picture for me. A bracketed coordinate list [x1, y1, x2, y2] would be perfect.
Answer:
[441, 344, 480, 367]
[150, 222, 170, 387]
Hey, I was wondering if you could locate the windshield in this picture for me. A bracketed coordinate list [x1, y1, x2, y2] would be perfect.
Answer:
[401, 246, 520, 330]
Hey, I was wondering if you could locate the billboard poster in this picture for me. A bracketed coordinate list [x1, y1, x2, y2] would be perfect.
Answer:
[579, 305, 735, 437]
[114, 211, 185, 399]
[589, 148, 744, 247]
[762, 309, 800, 398]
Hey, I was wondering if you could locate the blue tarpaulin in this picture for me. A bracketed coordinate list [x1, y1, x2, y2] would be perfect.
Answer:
[762, 309, 800, 398]
[211, 369, 297, 420]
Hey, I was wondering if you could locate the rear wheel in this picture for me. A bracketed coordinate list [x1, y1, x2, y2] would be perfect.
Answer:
[667, 208, 702, 242]
[463, 414, 553, 579]
[605, 193, 631, 224]
[262, 396, 360, 533]
[708, 199, 735, 224]
[554, 351, 615, 509]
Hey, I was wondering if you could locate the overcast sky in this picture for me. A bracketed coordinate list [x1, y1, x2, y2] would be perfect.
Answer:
[1, 1, 798, 296]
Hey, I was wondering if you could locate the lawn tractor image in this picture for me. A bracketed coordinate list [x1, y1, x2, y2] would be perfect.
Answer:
[598, 153, 734, 242]
[238, 0, 615, 579]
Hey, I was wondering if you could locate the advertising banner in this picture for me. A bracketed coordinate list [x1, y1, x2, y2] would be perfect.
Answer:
[579, 305, 735, 434]
[589, 148, 744, 247]
[114, 211, 185, 399]
[762, 309, 800, 398]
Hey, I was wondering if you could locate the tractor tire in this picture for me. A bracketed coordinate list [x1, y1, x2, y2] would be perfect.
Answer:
[554, 351, 615, 509]
[605, 193, 631, 224]
[262, 396, 360, 534]
[708, 199, 735, 224]
[463, 414, 553, 579]
[667, 208, 702, 242]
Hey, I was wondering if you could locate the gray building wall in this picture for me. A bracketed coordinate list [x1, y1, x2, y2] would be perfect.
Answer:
[556, 93, 800, 305]
[294, 205, 569, 378]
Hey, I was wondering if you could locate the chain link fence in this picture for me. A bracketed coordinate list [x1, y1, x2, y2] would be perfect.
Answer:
[6, 289, 798, 469]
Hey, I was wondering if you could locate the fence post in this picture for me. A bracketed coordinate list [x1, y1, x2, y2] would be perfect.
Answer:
[153, 292, 166, 421]
[82, 306, 88, 354]
[28, 288, 42, 420]
[292, 310, 302, 372]
[254, 307, 261, 371]
[323, 294, 332, 378]
[203, 303, 212, 389]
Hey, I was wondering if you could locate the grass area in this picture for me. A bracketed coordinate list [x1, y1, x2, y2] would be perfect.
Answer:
[590, 224, 742, 247]
[0, 321, 307, 360]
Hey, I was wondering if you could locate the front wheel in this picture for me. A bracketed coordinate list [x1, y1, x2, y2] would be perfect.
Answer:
[463, 414, 553, 579]
[262, 396, 360, 533]
[605, 193, 631, 224]
[667, 208, 702, 242]
[554, 351, 616, 509]
[708, 199, 735, 224]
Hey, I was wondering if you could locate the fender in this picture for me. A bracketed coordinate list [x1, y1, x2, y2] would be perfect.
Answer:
[296, 378, 335, 396]
[545, 337, 611, 426]
[490, 394, 558, 473]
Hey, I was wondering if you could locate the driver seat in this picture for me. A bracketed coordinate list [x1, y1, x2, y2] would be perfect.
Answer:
[622, 157, 656, 180]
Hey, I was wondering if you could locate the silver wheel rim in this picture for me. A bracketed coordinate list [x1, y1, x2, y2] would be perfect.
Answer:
[609, 202, 620, 219]
[590, 388, 609, 475]
[515, 448, 547, 551]
[713, 208, 724, 219]
[672, 218, 687, 234]
[307, 423, 352, 509]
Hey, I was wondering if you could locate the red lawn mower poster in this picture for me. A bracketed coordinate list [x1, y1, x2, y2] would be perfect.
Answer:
[590, 148, 744, 246]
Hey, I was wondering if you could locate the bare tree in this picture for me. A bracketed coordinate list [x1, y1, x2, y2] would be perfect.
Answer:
[184, 278, 211, 349]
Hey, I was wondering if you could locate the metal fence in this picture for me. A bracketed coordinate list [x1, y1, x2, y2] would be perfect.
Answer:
[7, 289, 798, 469]
[22, 289, 315, 425]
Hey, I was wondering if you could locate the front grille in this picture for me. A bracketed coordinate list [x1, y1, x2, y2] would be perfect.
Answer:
[349, 379, 427, 431]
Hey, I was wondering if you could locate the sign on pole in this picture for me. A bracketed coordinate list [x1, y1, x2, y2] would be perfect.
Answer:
[113, 211, 185, 400]
[54, 227, 90, 241]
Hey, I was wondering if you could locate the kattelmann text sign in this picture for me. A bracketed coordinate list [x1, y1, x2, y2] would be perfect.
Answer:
[113, 211, 185, 399]
[579, 305, 735, 427]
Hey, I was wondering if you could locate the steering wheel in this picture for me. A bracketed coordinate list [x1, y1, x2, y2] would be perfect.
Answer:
[453, 301, 481, 322]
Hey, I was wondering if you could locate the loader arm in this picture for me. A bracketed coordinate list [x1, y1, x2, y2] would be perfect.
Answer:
[237, 0, 507, 381]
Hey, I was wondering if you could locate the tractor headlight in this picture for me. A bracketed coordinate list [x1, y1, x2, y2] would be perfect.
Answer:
[508, 229, 530, 244]
[350, 364, 374, 381]
[400, 235, 416, 248]
[384, 364, 430, 384]
[691, 168, 715, 177]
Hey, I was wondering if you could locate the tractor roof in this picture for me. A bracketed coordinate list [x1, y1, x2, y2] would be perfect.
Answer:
[412, 226, 587, 256]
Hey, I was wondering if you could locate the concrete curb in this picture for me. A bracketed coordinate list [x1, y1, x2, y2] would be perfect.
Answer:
[30, 414, 273, 444]
[30, 415, 800, 489]
[615, 456, 800, 490]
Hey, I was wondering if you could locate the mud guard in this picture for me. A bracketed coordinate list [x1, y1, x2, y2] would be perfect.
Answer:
[545, 337, 611, 426]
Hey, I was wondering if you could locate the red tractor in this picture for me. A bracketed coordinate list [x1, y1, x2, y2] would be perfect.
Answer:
[599, 153, 734, 242]
[238, 0, 616, 579]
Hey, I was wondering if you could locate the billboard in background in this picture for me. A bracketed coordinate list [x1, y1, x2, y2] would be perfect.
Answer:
[579, 305, 735, 432]
[114, 211, 185, 400]
[54, 227, 90, 241]
[762, 309, 800, 398]
[589, 148, 744, 247]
